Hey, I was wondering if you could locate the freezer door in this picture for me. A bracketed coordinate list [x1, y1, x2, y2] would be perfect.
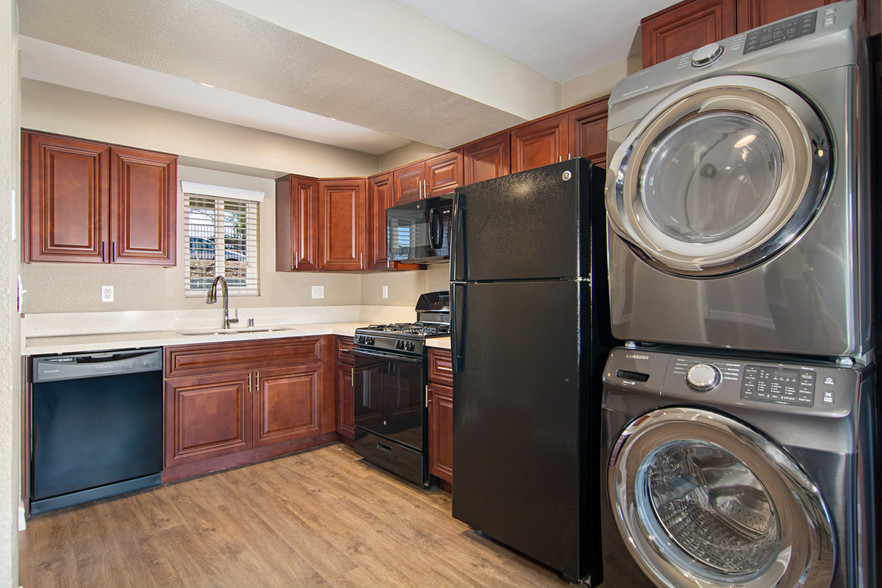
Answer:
[451, 158, 603, 282]
[451, 279, 603, 581]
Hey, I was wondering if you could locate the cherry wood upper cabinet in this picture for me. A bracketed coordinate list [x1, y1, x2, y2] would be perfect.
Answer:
[22, 130, 176, 265]
[462, 133, 511, 184]
[275, 174, 319, 271]
[424, 151, 462, 196]
[510, 113, 569, 174]
[641, 0, 737, 68]
[367, 172, 394, 270]
[641, 0, 844, 68]
[567, 96, 610, 170]
[110, 146, 177, 265]
[392, 151, 462, 205]
[318, 178, 367, 271]
[392, 161, 424, 205]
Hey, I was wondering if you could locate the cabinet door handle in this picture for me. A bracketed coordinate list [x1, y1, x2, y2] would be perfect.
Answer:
[351, 367, 355, 381]
[255, 372, 259, 391]
[110, 242, 116, 262]
[100, 241, 106, 263]
[248, 373, 251, 393]
[437, 364, 453, 372]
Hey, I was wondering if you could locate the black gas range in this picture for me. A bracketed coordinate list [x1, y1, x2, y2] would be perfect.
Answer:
[354, 321, 450, 354]
[352, 291, 450, 486]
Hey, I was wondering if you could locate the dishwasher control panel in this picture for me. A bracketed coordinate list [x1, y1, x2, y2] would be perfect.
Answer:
[32, 348, 162, 382]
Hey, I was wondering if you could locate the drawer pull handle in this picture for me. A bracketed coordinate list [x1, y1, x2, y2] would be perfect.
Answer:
[437, 365, 452, 372]
[376, 442, 392, 454]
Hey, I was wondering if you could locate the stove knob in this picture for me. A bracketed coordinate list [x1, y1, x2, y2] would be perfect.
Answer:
[356, 335, 364, 344]
[406, 341, 416, 351]
[396, 340, 404, 349]
[367, 337, 375, 345]
[686, 363, 721, 392]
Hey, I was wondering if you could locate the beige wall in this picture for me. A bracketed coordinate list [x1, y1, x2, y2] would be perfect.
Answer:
[2, 0, 20, 584]
[561, 54, 643, 109]
[21, 80, 382, 179]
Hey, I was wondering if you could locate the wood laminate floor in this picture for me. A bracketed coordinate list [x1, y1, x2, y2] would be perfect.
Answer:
[19, 444, 571, 587]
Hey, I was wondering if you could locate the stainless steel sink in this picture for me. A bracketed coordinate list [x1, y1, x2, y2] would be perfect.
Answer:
[177, 326, 295, 336]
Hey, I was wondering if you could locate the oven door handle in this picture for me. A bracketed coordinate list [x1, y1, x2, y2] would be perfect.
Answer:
[352, 348, 424, 364]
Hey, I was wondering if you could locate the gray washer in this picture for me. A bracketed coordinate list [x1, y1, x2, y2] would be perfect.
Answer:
[599, 347, 876, 587]
[604, 1, 871, 360]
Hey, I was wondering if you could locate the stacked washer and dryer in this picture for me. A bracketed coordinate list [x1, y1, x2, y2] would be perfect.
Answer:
[600, 2, 876, 587]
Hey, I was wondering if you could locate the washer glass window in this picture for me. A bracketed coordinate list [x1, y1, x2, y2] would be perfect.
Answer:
[635, 439, 781, 584]
[640, 112, 784, 244]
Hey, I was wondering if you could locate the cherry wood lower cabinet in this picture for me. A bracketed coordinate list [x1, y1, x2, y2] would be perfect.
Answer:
[334, 335, 355, 444]
[427, 347, 454, 490]
[163, 336, 335, 482]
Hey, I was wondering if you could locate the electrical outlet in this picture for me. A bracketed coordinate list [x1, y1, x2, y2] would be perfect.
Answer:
[311, 285, 324, 299]
[101, 285, 114, 302]
[382, 285, 389, 299]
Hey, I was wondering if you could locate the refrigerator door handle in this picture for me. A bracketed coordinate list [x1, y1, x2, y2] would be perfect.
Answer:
[450, 191, 465, 282]
[451, 283, 466, 372]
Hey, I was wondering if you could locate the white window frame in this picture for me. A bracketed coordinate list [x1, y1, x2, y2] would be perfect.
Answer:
[182, 181, 263, 297]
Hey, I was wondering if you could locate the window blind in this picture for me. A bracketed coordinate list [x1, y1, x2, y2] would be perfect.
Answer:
[183, 192, 260, 296]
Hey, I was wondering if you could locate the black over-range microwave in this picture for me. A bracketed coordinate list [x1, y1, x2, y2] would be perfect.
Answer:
[386, 193, 452, 264]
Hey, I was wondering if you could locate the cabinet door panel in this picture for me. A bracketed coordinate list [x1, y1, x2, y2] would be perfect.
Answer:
[641, 0, 737, 68]
[428, 383, 453, 483]
[336, 360, 355, 441]
[392, 162, 424, 204]
[425, 151, 462, 196]
[319, 179, 367, 271]
[165, 373, 251, 465]
[110, 147, 176, 265]
[511, 114, 568, 174]
[254, 364, 324, 446]
[368, 172, 393, 270]
[275, 174, 319, 271]
[23, 132, 109, 263]
[568, 97, 610, 169]
[462, 134, 511, 184]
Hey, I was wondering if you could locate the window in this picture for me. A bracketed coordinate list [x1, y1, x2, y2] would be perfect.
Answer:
[182, 181, 262, 296]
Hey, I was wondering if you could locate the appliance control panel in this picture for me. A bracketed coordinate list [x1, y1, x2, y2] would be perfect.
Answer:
[603, 347, 861, 416]
[740, 364, 815, 406]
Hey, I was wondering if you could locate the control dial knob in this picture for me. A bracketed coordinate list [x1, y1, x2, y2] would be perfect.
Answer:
[686, 363, 721, 392]
[691, 43, 724, 67]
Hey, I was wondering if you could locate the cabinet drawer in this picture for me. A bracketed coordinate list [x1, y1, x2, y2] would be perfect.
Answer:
[165, 336, 325, 378]
[428, 348, 453, 386]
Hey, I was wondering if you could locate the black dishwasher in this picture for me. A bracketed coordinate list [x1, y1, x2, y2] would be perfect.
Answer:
[30, 348, 163, 514]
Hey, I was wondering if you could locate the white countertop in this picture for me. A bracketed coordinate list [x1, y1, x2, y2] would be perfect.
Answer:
[23, 320, 452, 355]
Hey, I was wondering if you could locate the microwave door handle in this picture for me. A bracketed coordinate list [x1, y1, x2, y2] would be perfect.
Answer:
[429, 208, 444, 249]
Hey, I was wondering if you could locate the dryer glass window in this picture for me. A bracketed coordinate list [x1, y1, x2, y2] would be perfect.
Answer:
[635, 439, 781, 584]
[640, 112, 783, 244]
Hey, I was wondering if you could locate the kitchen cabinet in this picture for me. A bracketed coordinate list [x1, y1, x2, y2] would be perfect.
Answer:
[275, 174, 319, 271]
[510, 113, 569, 173]
[462, 132, 511, 184]
[367, 172, 421, 271]
[568, 96, 610, 169]
[641, 0, 838, 68]
[427, 347, 453, 488]
[318, 178, 368, 271]
[334, 336, 355, 444]
[22, 130, 176, 265]
[392, 151, 462, 205]
[163, 336, 335, 482]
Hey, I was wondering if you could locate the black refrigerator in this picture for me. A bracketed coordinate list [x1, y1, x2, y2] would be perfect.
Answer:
[450, 158, 614, 583]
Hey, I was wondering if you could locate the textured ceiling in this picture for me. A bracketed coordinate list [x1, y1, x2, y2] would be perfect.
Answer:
[18, 0, 674, 156]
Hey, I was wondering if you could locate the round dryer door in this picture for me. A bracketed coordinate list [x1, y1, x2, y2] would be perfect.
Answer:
[607, 75, 832, 277]
[608, 407, 834, 587]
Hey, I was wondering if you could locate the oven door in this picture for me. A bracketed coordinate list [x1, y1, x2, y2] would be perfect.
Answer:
[352, 348, 425, 450]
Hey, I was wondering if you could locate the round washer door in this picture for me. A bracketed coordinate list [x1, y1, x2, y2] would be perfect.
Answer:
[607, 75, 832, 277]
[608, 407, 834, 587]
